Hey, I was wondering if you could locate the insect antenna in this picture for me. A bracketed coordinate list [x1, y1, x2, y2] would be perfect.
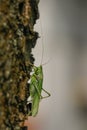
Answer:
[42, 58, 52, 66]
[39, 17, 44, 65]
[39, 17, 51, 66]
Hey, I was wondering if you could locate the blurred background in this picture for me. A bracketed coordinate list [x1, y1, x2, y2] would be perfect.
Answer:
[25, 0, 87, 130]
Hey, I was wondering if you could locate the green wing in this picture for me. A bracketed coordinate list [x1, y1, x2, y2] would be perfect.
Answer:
[30, 74, 42, 116]
[32, 93, 40, 116]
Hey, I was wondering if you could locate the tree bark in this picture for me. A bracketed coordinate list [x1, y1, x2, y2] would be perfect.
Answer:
[0, 0, 39, 129]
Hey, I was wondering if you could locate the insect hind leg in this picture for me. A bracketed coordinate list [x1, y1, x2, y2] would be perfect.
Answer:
[41, 88, 51, 99]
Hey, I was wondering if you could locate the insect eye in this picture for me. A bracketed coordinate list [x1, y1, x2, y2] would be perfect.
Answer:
[34, 67, 38, 72]
[36, 70, 39, 74]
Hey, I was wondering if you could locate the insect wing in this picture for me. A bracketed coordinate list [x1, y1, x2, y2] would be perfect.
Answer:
[32, 92, 40, 116]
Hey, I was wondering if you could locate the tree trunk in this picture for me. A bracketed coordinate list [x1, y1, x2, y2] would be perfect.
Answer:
[0, 0, 39, 129]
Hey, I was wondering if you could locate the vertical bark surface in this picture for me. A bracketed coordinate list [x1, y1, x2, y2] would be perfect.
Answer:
[0, 0, 39, 129]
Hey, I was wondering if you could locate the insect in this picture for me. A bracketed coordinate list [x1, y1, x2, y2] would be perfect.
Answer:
[27, 64, 50, 117]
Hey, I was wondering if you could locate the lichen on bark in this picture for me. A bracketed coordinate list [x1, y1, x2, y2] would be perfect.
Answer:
[0, 0, 39, 129]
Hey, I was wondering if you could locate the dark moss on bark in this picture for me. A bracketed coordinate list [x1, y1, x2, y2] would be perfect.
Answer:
[0, 0, 39, 129]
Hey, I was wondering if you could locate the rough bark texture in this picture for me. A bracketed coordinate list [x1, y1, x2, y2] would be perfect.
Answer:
[0, 0, 39, 129]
